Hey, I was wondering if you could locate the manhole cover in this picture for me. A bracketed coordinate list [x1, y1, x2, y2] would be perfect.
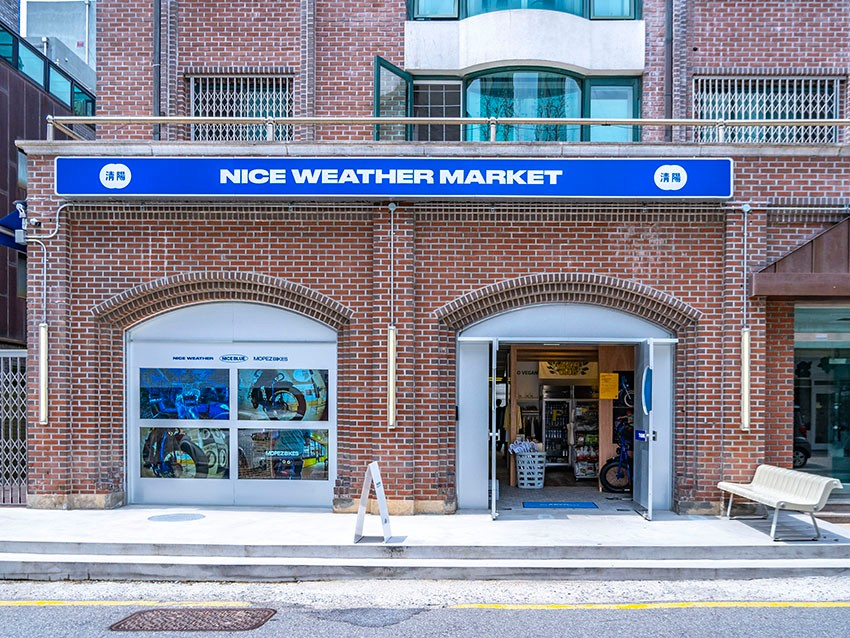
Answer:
[148, 513, 206, 522]
[110, 608, 276, 632]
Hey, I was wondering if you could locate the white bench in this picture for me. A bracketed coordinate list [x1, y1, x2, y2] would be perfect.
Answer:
[718, 464, 843, 541]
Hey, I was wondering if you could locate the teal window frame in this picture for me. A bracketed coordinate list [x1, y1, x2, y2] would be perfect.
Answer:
[412, 79, 463, 141]
[464, 66, 584, 142]
[461, 67, 640, 142]
[584, 77, 641, 142]
[412, 0, 460, 19]
[374, 56, 413, 141]
[409, 0, 638, 19]
[590, 0, 635, 19]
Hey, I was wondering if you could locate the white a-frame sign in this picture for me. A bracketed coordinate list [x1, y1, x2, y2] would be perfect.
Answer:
[354, 461, 394, 543]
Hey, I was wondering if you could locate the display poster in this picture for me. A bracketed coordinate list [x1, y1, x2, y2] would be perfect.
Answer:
[238, 429, 329, 480]
[538, 360, 599, 381]
[599, 373, 619, 400]
[140, 427, 229, 479]
[140, 368, 230, 420]
[237, 369, 329, 421]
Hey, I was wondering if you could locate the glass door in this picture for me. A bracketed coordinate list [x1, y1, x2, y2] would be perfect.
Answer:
[490, 339, 499, 519]
[632, 338, 654, 520]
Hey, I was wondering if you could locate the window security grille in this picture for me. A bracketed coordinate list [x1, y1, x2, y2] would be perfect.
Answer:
[0, 351, 26, 505]
[190, 75, 293, 141]
[692, 77, 841, 144]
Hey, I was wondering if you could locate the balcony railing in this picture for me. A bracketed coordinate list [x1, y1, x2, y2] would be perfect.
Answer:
[45, 114, 850, 145]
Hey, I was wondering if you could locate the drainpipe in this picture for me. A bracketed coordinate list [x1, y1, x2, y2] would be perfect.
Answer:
[664, 0, 673, 141]
[152, 0, 161, 139]
[19, 202, 69, 426]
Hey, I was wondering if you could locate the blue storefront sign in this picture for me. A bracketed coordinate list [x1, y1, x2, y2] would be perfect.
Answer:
[55, 157, 733, 200]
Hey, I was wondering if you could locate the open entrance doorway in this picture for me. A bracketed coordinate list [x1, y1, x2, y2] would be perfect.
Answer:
[455, 303, 675, 520]
[492, 343, 637, 516]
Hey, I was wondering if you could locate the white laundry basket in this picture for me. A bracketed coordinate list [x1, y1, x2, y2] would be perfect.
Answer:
[515, 451, 546, 489]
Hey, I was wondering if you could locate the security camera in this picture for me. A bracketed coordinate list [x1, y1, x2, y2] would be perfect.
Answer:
[28, 219, 41, 227]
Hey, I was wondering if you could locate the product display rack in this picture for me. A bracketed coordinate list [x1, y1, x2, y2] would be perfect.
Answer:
[542, 398, 570, 466]
[572, 398, 599, 479]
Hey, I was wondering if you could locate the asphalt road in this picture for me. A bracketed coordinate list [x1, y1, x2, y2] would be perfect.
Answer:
[0, 577, 849, 637]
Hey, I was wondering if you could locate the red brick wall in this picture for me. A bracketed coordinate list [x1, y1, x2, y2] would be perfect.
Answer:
[313, 0, 406, 139]
[764, 300, 795, 467]
[688, 1, 850, 69]
[641, 0, 668, 138]
[32, 0, 850, 510]
[97, 0, 153, 136]
[22, 148, 850, 510]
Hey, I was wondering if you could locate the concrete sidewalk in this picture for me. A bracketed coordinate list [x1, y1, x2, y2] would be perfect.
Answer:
[1, 503, 850, 582]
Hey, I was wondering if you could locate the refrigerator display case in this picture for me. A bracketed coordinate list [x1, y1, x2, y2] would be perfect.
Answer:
[542, 397, 570, 466]
[541, 385, 599, 474]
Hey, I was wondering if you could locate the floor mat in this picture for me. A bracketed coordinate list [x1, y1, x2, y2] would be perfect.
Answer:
[522, 502, 598, 509]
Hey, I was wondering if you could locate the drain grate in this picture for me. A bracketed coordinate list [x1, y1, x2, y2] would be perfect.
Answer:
[110, 608, 276, 632]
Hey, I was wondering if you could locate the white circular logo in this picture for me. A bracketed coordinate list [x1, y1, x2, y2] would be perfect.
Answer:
[653, 164, 687, 191]
[99, 163, 132, 190]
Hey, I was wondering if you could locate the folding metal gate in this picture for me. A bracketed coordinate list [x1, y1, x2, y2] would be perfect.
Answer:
[0, 350, 26, 505]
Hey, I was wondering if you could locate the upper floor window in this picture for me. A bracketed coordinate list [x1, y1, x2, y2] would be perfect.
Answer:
[465, 69, 639, 142]
[414, 82, 462, 141]
[189, 74, 293, 142]
[412, 0, 636, 19]
[693, 76, 842, 144]
[374, 58, 640, 142]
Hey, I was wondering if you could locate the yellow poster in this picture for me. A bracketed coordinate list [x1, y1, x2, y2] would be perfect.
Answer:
[599, 373, 619, 400]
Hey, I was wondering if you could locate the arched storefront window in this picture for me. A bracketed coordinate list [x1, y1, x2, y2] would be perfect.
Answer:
[465, 69, 582, 141]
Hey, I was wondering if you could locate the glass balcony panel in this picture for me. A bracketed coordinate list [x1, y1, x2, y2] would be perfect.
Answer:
[18, 44, 45, 87]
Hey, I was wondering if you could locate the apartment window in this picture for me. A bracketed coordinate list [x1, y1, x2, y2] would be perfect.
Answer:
[413, 0, 458, 18]
[465, 69, 638, 142]
[189, 75, 293, 141]
[591, 0, 633, 18]
[466, 70, 581, 141]
[412, 0, 635, 19]
[413, 82, 462, 141]
[693, 76, 842, 144]
[588, 80, 637, 142]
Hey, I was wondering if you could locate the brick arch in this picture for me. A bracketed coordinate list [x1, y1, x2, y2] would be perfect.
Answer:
[91, 271, 353, 330]
[434, 273, 701, 333]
